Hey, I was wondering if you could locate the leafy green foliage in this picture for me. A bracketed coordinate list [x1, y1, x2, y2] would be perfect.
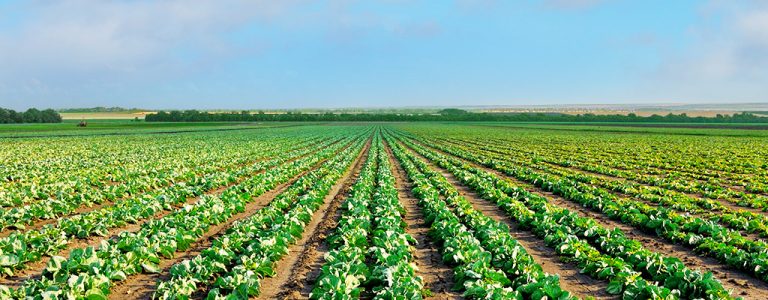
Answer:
[390, 128, 741, 299]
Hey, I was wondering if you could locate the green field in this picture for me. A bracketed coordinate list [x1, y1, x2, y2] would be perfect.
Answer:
[465, 122, 768, 137]
[0, 120, 311, 138]
[1, 123, 767, 299]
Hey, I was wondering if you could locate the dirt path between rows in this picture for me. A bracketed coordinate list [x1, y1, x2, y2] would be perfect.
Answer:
[384, 141, 462, 300]
[109, 180, 297, 299]
[447, 136, 768, 218]
[0, 138, 332, 239]
[397, 140, 615, 299]
[257, 138, 371, 300]
[520, 178, 768, 299]
[0, 141, 345, 288]
[531, 160, 768, 239]
[407, 138, 768, 299]
[440, 137, 768, 215]
[0, 173, 266, 288]
[108, 140, 359, 299]
[537, 160, 768, 219]
[446, 138, 768, 246]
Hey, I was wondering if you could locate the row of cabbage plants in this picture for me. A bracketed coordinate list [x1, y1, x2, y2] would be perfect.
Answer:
[392, 130, 737, 299]
[0, 130, 369, 299]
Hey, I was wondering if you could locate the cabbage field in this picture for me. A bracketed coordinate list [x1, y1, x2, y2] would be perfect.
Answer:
[1, 123, 768, 299]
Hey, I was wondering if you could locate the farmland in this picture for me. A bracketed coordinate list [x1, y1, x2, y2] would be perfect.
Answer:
[1, 123, 768, 299]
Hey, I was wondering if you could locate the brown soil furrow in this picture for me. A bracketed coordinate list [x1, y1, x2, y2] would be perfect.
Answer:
[109, 179, 297, 299]
[534, 163, 768, 242]
[519, 181, 768, 299]
[0, 140, 344, 288]
[0, 139, 332, 238]
[0, 198, 118, 238]
[110, 139, 358, 299]
[442, 137, 768, 217]
[726, 184, 768, 198]
[400, 141, 615, 299]
[0, 171, 284, 289]
[409, 139, 768, 299]
[277, 139, 372, 300]
[383, 141, 462, 299]
[538, 161, 768, 218]
[0, 183, 244, 287]
[257, 138, 371, 300]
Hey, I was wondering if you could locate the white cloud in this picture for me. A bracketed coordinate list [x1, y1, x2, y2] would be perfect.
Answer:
[0, 0, 448, 109]
[456, 0, 499, 11]
[544, 0, 604, 10]
[0, 1, 299, 86]
[649, 1, 768, 101]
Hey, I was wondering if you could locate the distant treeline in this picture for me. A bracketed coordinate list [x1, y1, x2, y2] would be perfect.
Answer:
[58, 107, 144, 113]
[145, 109, 768, 123]
[0, 108, 62, 123]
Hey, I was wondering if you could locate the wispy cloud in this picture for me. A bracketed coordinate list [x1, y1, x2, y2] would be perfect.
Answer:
[456, 0, 499, 11]
[0, 0, 449, 109]
[0, 0, 761, 109]
[0, 0, 299, 87]
[543, 0, 605, 10]
[649, 0, 768, 101]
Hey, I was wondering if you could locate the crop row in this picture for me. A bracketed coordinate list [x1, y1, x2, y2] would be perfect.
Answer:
[404, 130, 768, 285]
[386, 132, 576, 299]
[442, 135, 768, 210]
[464, 124, 768, 186]
[389, 129, 737, 299]
[459, 134, 766, 199]
[435, 136, 768, 236]
[0, 129, 370, 298]
[0, 135, 326, 231]
[1, 129, 312, 209]
[0, 136, 340, 277]
[153, 133, 366, 299]
[311, 135, 423, 298]
[310, 133, 380, 298]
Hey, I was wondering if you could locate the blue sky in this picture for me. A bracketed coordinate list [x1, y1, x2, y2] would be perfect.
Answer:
[0, 0, 767, 110]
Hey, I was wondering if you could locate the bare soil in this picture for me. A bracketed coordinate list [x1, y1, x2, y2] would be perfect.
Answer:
[399, 141, 615, 299]
[384, 141, 462, 300]
[109, 140, 357, 299]
[276, 141, 371, 299]
[410, 139, 768, 299]
[0, 141, 343, 288]
[0, 178, 248, 288]
[540, 161, 768, 218]
[109, 180, 296, 299]
[0, 139, 333, 239]
[458, 136, 768, 218]
[259, 139, 371, 300]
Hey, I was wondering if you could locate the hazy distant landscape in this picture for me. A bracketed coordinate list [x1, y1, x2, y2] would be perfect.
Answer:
[51, 102, 768, 120]
[2, 1, 768, 299]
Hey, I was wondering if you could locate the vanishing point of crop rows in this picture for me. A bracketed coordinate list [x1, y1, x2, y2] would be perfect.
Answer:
[2, 124, 768, 300]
